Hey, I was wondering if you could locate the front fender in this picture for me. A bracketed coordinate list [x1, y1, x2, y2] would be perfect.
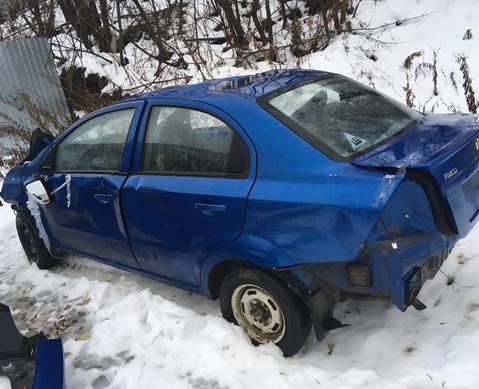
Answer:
[1, 163, 27, 205]
[1, 145, 51, 207]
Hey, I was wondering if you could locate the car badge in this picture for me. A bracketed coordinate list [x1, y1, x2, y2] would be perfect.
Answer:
[444, 167, 458, 181]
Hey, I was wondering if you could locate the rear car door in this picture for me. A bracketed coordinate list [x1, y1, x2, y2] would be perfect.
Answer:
[40, 101, 144, 268]
[122, 101, 256, 286]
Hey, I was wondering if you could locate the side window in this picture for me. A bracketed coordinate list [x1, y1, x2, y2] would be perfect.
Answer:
[55, 109, 135, 171]
[142, 106, 249, 176]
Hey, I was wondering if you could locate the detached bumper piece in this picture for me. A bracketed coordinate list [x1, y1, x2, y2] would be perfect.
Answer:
[0, 303, 64, 389]
[405, 248, 451, 310]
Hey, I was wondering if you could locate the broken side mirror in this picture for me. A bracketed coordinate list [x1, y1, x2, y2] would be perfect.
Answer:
[25, 179, 51, 205]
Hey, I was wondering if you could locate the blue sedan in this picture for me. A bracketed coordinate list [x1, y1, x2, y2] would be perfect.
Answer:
[2, 69, 479, 356]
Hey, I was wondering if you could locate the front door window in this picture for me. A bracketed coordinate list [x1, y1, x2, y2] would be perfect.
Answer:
[55, 109, 135, 172]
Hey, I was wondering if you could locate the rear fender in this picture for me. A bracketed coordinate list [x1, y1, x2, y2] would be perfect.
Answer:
[269, 178, 456, 311]
[198, 169, 406, 296]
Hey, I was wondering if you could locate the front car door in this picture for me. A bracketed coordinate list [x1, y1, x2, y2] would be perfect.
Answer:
[40, 101, 144, 269]
[122, 100, 256, 286]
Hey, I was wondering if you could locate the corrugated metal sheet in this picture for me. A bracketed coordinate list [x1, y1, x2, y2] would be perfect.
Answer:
[0, 37, 70, 155]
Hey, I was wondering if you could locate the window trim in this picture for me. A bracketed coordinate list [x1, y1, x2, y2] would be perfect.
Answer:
[257, 73, 422, 163]
[44, 106, 137, 174]
[139, 104, 250, 179]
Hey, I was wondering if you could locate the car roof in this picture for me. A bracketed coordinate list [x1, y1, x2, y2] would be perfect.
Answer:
[123, 69, 327, 102]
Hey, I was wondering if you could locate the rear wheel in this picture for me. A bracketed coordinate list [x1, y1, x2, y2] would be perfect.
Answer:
[219, 268, 311, 357]
[16, 212, 58, 269]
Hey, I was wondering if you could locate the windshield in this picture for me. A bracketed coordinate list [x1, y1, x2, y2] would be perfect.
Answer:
[265, 75, 422, 159]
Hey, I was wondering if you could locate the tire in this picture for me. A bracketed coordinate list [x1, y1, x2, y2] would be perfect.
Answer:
[16, 212, 58, 270]
[219, 268, 311, 357]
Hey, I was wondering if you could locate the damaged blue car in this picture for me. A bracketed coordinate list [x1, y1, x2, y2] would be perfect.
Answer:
[2, 69, 479, 356]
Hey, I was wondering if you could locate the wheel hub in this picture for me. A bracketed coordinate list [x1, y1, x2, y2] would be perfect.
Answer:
[231, 284, 285, 344]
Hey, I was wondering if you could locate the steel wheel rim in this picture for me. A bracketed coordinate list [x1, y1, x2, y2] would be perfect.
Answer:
[231, 284, 285, 344]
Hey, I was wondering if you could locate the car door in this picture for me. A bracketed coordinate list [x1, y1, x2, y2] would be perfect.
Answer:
[40, 101, 144, 269]
[122, 101, 256, 286]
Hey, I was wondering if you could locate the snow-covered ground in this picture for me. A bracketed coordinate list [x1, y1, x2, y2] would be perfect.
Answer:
[2, 186, 479, 389]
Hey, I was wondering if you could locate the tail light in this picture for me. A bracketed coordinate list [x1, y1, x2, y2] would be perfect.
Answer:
[346, 264, 370, 287]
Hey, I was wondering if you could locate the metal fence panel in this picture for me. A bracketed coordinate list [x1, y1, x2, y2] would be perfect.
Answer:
[0, 37, 70, 156]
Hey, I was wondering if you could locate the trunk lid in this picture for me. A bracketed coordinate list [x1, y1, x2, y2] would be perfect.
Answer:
[353, 113, 479, 237]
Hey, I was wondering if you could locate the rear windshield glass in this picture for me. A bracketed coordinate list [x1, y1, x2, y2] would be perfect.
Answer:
[265, 75, 422, 158]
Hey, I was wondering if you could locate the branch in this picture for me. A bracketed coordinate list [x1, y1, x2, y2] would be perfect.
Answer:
[352, 12, 438, 33]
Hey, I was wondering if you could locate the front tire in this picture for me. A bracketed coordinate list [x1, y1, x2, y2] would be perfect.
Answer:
[16, 212, 58, 269]
[219, 268, 311, 357]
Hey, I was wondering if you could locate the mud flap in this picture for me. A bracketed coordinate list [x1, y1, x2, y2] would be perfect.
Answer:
[308, 289, 349, 341]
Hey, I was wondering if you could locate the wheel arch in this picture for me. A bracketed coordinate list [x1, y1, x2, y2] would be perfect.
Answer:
[207, 259, 261, 299]
[206, 258, 310, 305]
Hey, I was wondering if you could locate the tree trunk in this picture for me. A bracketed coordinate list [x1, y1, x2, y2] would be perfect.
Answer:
[98, 0, 113, 52]
[251, 0, 268, 46]
[264, 0, 274, 47]
[131, 0, 171, 63]
[320, 0, 331, 42]
[27, 0, 46, 36]
[217, 0, 246, 49]
[177, 0, 184, 35]
[57, 0, 93, 49]
[279, 0, 288, 29]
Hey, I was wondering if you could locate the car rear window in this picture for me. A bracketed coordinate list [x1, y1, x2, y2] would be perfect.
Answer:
[262, 75, 422, 159]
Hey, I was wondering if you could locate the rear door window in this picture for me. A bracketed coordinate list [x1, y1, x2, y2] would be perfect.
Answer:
[142, 106, 249, 176]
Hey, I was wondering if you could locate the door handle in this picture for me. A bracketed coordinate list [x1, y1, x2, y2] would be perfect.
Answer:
[194, 203, 226, 216]
[94, 193, 112, 204]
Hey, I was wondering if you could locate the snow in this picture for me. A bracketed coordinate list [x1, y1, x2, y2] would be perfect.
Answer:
[299, 0, 479, 114]
[0, 377, 11, 389]
[2, 186, 479, 388]
[49, 174, 71, 208]
[371, 173, 400, 208]
[26, 193, 52, 251]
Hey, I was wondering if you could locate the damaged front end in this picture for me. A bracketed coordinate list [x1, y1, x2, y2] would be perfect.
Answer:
[0, 304, 63, 389]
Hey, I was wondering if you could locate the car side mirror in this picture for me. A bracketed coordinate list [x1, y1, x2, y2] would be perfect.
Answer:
[25, 179, 51, 205]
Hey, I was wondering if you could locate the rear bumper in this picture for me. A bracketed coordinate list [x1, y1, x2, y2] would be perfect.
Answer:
[285, 233, 456, 312]
[401, 247, 451, 308]
[383, 232, 455, 311]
